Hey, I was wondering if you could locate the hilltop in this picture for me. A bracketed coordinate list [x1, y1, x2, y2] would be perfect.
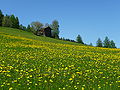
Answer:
[0, 27, 119, 90]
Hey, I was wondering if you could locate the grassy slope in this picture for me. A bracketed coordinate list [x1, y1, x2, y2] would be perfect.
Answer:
[0, 27, 120, 90]
[0, 27, 83, 45]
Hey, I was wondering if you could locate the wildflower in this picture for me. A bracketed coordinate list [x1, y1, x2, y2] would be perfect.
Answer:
[69, 78, 72, 80]
[9, 87, 13, 90]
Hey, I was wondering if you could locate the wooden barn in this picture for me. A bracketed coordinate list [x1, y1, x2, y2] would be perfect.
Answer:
[37, 26, 52, 37]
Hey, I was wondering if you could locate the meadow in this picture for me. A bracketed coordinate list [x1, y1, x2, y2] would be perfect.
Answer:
[0, 27, 120, 90]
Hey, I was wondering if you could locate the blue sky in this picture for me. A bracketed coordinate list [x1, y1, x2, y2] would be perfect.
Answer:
[1, 0, 120, 47]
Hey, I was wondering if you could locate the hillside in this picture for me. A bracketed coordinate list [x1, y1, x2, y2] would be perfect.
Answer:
[0, 27, 120, 90]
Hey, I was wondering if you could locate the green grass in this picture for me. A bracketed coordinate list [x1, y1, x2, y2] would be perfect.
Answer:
[0, 27, 120, 90]
[0, 27, 82, 45]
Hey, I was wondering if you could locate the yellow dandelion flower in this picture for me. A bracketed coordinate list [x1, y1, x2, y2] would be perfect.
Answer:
[69, 78, 72, 80]
[50, 79, 53, 82]
[82, 87, 84, 90]
[9, 87, 13, 90]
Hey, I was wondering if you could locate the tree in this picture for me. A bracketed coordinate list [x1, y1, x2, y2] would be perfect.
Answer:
[31, 21, 43, 35]
[51, 20, 59, 38]
[2, 15, 11, 27]
[2, 14, 19, 29]
[76, 35, 84, 44]
[26, 25, 31, 32]
[103, 36, 110, 48]
[96, 38, 103, 47]
[0, 10, 4, 26]
[9, 15, 19, 29]
[19, 24, 27, 31]
[89, 43, 93, 46]
[110, 40, 116, 48]
[15, 17, 19, 29]
[10, 15, 16, 28]
[62, 37, 65, 41]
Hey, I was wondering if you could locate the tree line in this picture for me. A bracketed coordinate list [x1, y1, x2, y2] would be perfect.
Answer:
[0, 10, 59, 38]
[0, 10, 19, 29]
[96, 36, 116, 48]
[76, 36, 117, 48]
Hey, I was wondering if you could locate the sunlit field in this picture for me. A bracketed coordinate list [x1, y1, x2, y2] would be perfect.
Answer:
[0, 27, 120, 90]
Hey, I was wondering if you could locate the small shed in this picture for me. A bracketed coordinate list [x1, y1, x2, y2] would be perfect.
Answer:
[38, 26, 52, 37]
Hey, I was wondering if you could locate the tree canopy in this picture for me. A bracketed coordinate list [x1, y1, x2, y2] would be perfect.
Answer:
[110, 40, 116, 48]
[76, 35, 84, 44]
[0, 10, 4, 26]
[31, 21, 43, 31]
[96, 36, 117, 48]
[103, 36, 111, 48]
[51, 20, 59, 38]
[96, 38, 103, 47]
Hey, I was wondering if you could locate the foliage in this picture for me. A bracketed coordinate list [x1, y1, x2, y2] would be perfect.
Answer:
[31, 21, 43, 31]
[96, 37, 117, 48]
[2, 14, 19, 29]
[110, 40, 116, 48]
[15, 17, 19, 29]
[0, 27, 119, 90]
[76, 34, 84, 44]
[10, 15, 16, 28]
[51, 20, 59, 38]
[60, 37, 76, 42]
[26, 25, 32, 32]
[19, 24, 27, 31]
[0, 10, 4, 26]
[2, 15, 11, 27]
[103, 36, 110, 48]
[89, 43, 93, 46]
[96, 38, 103, 47]
[31, 21, 43, 35]
[9, 15, 19, 29]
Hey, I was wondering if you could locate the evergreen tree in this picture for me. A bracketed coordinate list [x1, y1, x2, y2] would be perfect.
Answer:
[62, 37, 65, 41]
[0, 10, 4, 26]
[26, 25, 31, 32]
[15, 17, 19, 29]
[10, 15, 17, 28]
[76, 35, 84, 44]
[51, 20, 59, 38]
[96, 38, 103, 47]
[110, 40, 116, 48]
[19, 24, 27, 30]
[2, 14, 19, 29]
[19, 24, 23, 30]
[89, 43, 93, 46]
[103, 36, 110, 48]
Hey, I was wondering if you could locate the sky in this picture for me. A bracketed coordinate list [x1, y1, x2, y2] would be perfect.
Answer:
[0, 0, 120, 47]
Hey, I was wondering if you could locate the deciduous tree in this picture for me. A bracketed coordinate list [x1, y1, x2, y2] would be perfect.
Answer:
[2, 15, 11, 27]
[31, 21, 43, 35]
[51, 20, 59, 38]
